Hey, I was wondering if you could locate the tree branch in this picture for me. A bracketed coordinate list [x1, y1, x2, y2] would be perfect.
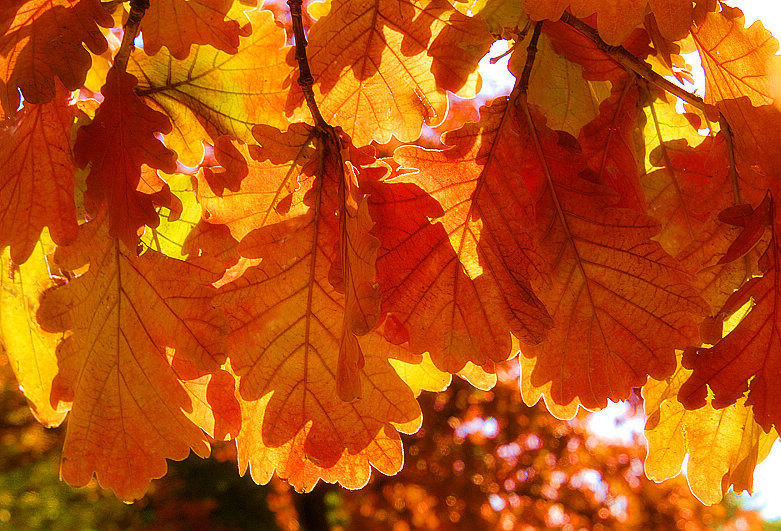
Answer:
[113, 0, 149, 71]
[559, 12, 707, 114]
[288, 0, 328, 130]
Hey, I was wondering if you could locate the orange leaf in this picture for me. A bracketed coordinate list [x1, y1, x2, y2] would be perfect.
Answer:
[0, 85, 78, 263]
[141, 0, 243, 59]
[129, 8, 292, 165]
[524, 0, 692, 45]
[36, 212, 232, 501]
[0, 0, 113, 115]
[377, 98, 552, 374]
[73, 68, 178, 247]
[692, 6, 781, 177]
[578, 78, 645, 210]
[679, 198, 781, 432]
[204, 125, 422, 488]
[516, 98, 705, 409]
[287, 0, 492, 144]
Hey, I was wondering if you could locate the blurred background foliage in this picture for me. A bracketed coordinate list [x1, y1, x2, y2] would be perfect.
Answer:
[0, 351, 768, 529]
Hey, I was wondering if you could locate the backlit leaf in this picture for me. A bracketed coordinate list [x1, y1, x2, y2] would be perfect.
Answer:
[644, 353, 777, 505]
[204, 125, 425, 490]
[130, 8, 292, 165]
[523, 0, 692, 45]
[679, 200, 781, 432]
[288, 0, 492, 144]
[0, 0, 113, 115]
[0, 233, 67, 427]
[141, 0, 244, 59]
[73, 68, 178, 247]
[36, 212, 233, 500]
[0, 85, 78, 263]
[381, 98, 552, 374]
[515, 97, 705, 410]
[692, 6, 781, 177]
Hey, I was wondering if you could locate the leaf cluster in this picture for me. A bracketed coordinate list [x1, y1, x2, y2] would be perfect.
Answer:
[1, 0, 781, 509]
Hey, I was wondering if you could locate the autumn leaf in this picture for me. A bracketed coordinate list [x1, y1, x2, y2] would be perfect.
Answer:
[0, 84, 78, 263]
[459, 0, 528, 34]
[141, 0, 244, 59]
[679, 199, 781, 432]
[523, 0, 692, 45]
[692, 6, 781, 177]
[36, 212, 233, 501]
[130, 8, 292, 165]
[543, 19, 653, 82]
[0, 0, 113, 115]
[0, 233, 67, 427]
[73, 68, 178, 247]
[644, 352, 778, 505]
[577, 78, 645, 210]
[507, 30, 611, 136]
[515, 97, 705, 410]
[378, 98, 552, 374]
[287, 0, 492, 144]
[198, 124, 425, 489]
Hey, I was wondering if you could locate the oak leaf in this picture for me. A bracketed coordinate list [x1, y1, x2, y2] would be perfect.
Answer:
[0, 85, 78, 263]
[692, 7, 781, 177]
[141, 0, 244, 59]
[507, 31, 611, 136]
[679, 199, 781, 432]
[0, 0, 113, 115]
[380, 98, 552, 374]
[287, 0, 492, 144]
[200, 124, 425, 488]
[0, 234, 67, 426]
[644, 352, 778, 505]
[36, 212, 234, 501]
[523, 0, 692, 45]
[515, 98, 705, 410]
[73, 68, 178, 247]
[130, 8, 292, 165]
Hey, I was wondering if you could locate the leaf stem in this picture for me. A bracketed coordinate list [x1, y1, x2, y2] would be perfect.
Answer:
[559, 12, 707, 114]
[114, 0, 149, 72]
[287, 0, 328, 130]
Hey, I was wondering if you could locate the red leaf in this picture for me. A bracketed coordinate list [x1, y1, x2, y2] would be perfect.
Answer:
[73, 68, 178, 247]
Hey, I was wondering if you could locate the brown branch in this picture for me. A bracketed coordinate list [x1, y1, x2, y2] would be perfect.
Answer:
[559, 12, 707, 114]
[113, 0, 149, 71]
[516, 22, 543, 94]
[288, 0, 328, 130]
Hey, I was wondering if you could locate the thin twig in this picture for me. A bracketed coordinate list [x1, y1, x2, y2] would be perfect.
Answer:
[113, 0, 149, 71]
[288, 0, 328, 130]
[516, 22, 543, 94]
[559, 12, 707, 114]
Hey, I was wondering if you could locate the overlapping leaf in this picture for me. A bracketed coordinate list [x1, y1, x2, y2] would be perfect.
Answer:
[288, 0, 492, 144]
[141, 0, 244, 59]
[679, 200, 781, 432]
[0, 85, 78, 263]
[0, 0, 113, 115]
[380, 99, 552, 374]
[36, 212, 235, 501]
[198, 124, 427, 490]
[130, 8, 292, 165]
[0, 234, 67, 426]
[523, 0, 692, 44]
[644, 352, 778, 505]
[514, 98, 704, 410]
[507, 31, 611, 136]
[692, 6, 781, 177]
[74, 68, 178, 247]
